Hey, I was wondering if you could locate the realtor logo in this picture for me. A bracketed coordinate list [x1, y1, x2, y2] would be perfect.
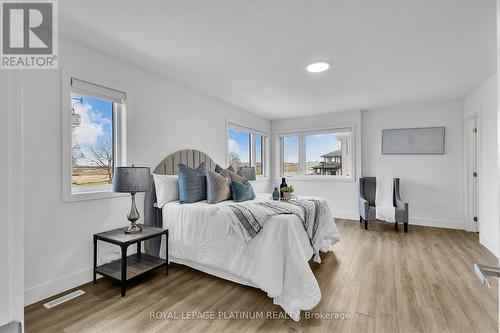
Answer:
[1, 0, 58, 69]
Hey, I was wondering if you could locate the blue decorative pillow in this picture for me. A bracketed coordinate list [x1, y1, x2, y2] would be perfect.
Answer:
[230, 180, 256, 202]
[178, 162, 207, 203]
[196, 162, 207, 176]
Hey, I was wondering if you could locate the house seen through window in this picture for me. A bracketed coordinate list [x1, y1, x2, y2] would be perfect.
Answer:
[305, 132, 351, 176]
[281, 129, 352, 178]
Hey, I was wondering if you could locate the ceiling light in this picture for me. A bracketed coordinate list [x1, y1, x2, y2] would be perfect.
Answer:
[306, 61, 331, 73]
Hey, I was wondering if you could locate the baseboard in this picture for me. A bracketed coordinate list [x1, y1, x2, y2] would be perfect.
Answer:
[24, 268, 94, 306]
[324, 212, 466, 230]
[409, 217, 466, 230]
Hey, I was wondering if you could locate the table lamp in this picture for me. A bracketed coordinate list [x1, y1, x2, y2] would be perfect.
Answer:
[112, 165, 151, 233]
[237, 166, 256, 181]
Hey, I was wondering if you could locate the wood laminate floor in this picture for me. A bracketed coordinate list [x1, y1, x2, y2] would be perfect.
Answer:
[25, 220, 499, 333]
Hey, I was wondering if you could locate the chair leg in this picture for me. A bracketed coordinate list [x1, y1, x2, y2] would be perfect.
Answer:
[364, 219, 368, 230]
[404, 223, 409, 233]
[395, 222, 398, 231]
[359, 216, 362, 223]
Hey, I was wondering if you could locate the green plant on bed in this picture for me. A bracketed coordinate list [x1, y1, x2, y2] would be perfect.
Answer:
[281, 185, 294, 193]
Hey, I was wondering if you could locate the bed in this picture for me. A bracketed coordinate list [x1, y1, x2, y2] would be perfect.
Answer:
[144, 149, 341, 320]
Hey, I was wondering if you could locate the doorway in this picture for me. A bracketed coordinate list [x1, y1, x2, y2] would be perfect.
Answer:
[466, 114, 480, 232]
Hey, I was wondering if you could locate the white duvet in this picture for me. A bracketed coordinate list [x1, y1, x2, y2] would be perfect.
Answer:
[158, 193, 340, 320]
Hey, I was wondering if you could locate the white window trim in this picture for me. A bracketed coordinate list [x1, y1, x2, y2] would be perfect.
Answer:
[62, 69, 129, 202]
[226, 120, 269, 180]
[278, 125, 356, 182]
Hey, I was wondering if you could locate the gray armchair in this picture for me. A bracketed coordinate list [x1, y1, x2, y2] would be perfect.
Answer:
[359, 177, 409, 232]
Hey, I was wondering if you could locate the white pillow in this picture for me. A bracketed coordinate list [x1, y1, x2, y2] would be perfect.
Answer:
[153, 174, 179, 208]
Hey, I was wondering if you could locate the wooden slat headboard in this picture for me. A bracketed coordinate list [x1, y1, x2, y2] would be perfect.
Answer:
[153, 149, 217, 175]
[144, 149, 217, 256]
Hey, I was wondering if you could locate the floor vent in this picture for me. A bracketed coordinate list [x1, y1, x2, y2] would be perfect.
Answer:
[43, 289, 85, 309]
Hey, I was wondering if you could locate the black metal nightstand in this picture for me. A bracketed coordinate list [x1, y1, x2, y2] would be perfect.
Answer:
[93, 225, 168, 296]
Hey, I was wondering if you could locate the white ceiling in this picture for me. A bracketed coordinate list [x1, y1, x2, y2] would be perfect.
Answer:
[60, 0, 496, 120]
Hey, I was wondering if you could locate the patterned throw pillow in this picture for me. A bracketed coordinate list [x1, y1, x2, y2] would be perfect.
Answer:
[230, 180, 256, 203]
[214, 164, 223, 173]
[178, 162, 207, 203]
[215, 164, 235, 173]
[206, 170, 231, 204]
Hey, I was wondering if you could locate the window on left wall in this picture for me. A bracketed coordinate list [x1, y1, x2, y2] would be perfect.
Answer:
[227, 123, 268, 177]
[63, 74, 127, 201]
[71, 93, 115, 193]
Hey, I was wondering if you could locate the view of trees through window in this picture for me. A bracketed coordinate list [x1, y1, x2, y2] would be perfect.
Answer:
[71, 93, 114, 192]
[227, 127, 266, 176]
[228, 128, 250, 170]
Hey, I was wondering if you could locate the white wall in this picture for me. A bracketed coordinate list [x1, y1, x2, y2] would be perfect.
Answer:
[362, 100, 465, 229]
[1, 72, 25, 328]
[465, 74, 499, 256]
[23, 37, 271, 305]
[271, 111, 362, 219]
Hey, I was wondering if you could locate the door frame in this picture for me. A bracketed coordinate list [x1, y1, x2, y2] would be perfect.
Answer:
[464, 113, 481, 232]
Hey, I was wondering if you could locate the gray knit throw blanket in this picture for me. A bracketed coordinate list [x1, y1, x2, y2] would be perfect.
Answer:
[222, 199, 331, 263]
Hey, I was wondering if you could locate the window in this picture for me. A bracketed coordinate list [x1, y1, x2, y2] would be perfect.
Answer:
[282, 135, 299, 176]
[280, 128, 353, 179]
[227, 123, 268, 177]
[228, 128, 250, 170]
[63, 72, 127, 201]
[71, 93, 115, 193]
[255, 135, 263, 176]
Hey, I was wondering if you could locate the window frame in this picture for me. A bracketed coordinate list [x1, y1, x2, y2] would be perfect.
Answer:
[226, 121, 269, 180]
[279, 126, 355, 182]
[280, 134, 300, 177]
[253, 134, 264, 177]
[62, 69, 129, 202]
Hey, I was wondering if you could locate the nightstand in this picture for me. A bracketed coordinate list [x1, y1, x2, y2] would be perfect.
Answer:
[93, 225, 168, 296]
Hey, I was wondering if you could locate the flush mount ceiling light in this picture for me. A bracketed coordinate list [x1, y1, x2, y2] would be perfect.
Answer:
[306, 61, 331, 73]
